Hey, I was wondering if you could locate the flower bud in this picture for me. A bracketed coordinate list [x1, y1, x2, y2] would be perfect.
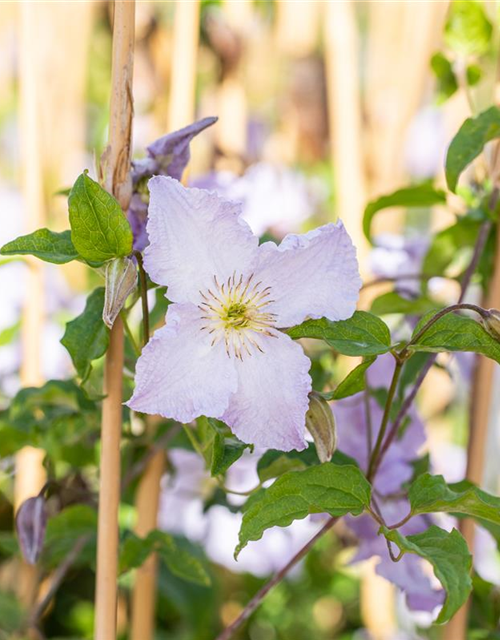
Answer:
[305, 392, 337, 463]
[103, 256, 137, 329]
[15, 496, 47, 565]
[482, 309, 500, 341]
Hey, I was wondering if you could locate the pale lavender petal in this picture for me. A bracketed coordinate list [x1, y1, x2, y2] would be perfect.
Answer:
[127, 303, 237, 422]
[146, 116, 218, 181]
[222, 332, 311, 451]
[144, 176, 259, 301]
[254, 222, 361, 328]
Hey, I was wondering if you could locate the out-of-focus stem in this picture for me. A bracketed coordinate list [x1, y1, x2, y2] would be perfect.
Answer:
[130, 426, 165, 640]
[16, 1, 48, 607]
[324, 1, 367, 273]
[444, 215, 500, 640]
[130, 4, 200, 640]
[94, 3, 135, 640]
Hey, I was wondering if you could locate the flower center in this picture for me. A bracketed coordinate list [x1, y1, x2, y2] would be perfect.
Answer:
[199, 273, 277, 359]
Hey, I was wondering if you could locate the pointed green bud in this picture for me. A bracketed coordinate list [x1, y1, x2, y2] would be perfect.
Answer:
[103, 256, 137, 329]
[481, 308, 500, 341]
[15, 496, 47, 565]
[305, 391, 337, 463]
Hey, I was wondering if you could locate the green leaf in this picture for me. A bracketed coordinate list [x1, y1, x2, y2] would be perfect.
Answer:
[43, 505, 96, 568]
[446, 107, 500, 192]
[60, 287, 110, 381]
[363, 184, 446, 242]
[0, 591, 25, 635]
[120, 530, 210, 586]
[200, 418, 250, 477]
[256, 445, 319, 483]
[409, 310, 500, 364]
[150, 531, 210, 586]
[409, 473, 500, 526]
[431, 52, 458, 104]
[68, 172, 133, 262]
[287, 311, 392, 357]
[380, 526, 472, 624]
[324, 357, 376, 401]
[236, 462, 371, 557]
[0, 321, 20, 347]
[466, 63, 482, 86]
[422, 217, 481, 277]
[371, 292, 439, 317]
[0, 229, 79, 264]
[444, 0, 492, 57]
[0, 423, 32, 456]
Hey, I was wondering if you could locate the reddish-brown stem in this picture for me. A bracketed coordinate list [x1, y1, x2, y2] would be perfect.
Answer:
[215, 517, 338, 640]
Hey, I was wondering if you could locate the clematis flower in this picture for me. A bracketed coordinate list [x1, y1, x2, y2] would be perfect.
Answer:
[127, 176, 361, 450]
[129, 116, 218, 251]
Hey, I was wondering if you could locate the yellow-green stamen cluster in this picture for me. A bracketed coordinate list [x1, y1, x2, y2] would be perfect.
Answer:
[199, 273, 277, 359]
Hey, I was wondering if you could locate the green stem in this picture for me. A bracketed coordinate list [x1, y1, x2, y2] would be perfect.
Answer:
[217, 479, 262, 497]
[367, 358, 403, 481]
[121, 311, 141, 357]
[182, 424, 205, 458]
[134, 251, 150, 347]
[402, 303, 488, 357]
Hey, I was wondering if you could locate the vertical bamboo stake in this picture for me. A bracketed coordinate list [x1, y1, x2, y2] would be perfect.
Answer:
[15, 1, 48, 606]
[130, 425, 164, 640]
[94, 3, 135, 640]
[216, 0, 248, 158]
[444, 217, 500, 640]
[323, 1, 368, 274]
[130, 5, 200, 639]
[167, 0, 200, 131]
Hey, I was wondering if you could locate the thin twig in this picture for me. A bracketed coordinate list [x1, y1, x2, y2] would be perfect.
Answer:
[215, 517, 338, 640]
[28, 535, 91, 628]
[134, 251, 150, 347]
[367, 358, 403, 480]
[361, 273, 444, 291]
[401, 302, 488, 356]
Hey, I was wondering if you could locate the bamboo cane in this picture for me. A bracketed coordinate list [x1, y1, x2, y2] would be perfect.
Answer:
[443, 215, 500, 640]
[15, 1, 48, 607]
[94, 3, 135, 640]
[130, 427, 165, 640]
[168, 0, 200, 131]
[323, 0, 368, 274]
[130, 4, 201, 639]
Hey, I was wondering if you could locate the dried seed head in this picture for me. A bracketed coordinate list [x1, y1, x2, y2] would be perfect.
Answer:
[481, 308, 500, 341]
[103, 256, 137, 329]
[15, 496, 47, 565]
[305, 392, 337, 463]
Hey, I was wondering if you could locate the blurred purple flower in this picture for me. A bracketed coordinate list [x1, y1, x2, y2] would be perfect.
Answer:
[129, 116, 218, 251]
[369, 234, 429, 297]
[191, 162, 322, 237]
[334, 354, 444, 614]
[127, 176, 361, 451]
[335, 355, 426, 496]
[404, 107, 446, 180]
[347, 502, 445, 614]
[158, 448, 321, 577]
